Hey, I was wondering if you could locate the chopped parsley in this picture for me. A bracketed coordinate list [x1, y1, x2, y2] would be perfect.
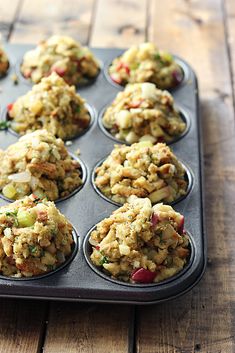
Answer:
[75, 105, 80, 113]
[99, 255, 109, 266]
[158, 233, 164, 244]
[99, 250, 109, 266]
[154, 53, 164, 64]
[0, 121, 10, 130]
[29, 245, 37, 254]
[5, 210, 19, 226]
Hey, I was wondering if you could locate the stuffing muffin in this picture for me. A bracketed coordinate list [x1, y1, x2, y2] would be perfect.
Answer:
[0, 195, 74, 277]
[21, 35, 100, 85]
[102, 83, 186, 144]
[0, 130, 83, 201]
[89, 196, 190, 283]
[0, 45, 9, 76]
[7, 72, 91, 139]
[94, 142, 188, 205]
[109, 42, 183, 89]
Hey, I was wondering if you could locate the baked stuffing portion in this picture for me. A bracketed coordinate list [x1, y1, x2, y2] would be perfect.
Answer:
[109, 42, 183, 89]
[0, 130, 82, 201]
[21, 35, 100, 85]
[89, 196, 190, 283]
[102, 83, 186, 144]
[95, 142, 187, 204]
[0, 195, 74, 277]
[8, 73, 91, 139]
[0, 46, 9, 76]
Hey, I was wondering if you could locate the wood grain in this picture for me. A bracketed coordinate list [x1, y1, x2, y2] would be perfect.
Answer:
[9, 0, 95, 44]
[225, 0, 235, 101]
[0, 299, 48, 353]
[137, 0, 235, 352]
[0, 1, 234, 352]
[0, 0, 21, 41]
[90, 0, 147, 47]
[43, 303, 134, 353]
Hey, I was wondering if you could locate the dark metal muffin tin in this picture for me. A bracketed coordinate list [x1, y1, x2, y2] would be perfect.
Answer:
[0, 44, 206, 304]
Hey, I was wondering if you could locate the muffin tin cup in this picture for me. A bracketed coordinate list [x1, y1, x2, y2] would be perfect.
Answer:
[1, 103, 96, 141]
[104, 54, 190, 91]
[91, 157, 193, 207]
[15, 58, 104, 88]
[0, 153, 87, 204]
[98, 103, 191, 146]
[0, 228, 79, 281]
[83, 226, 195, 288]
[0, 45, 206, 304]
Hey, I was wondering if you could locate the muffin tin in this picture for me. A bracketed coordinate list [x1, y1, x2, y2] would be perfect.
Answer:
[0, 44, 206, 304]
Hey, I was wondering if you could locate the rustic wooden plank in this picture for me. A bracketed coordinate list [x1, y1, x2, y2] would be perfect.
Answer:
[0, 298, 48, 353]
[10, 0, 95, 45]
[0, 0, 21, 41]
[43, 303, 133, 353]
[224, 0, 235, 101]
[90, 0, 147, 47]
[137, 0, 235, 352]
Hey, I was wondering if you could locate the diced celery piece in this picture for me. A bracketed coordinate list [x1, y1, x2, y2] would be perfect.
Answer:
[161, 51, 173, 63]
[17, 209, 36, 228]
[136, 139, 154, 148]
[2, 184, 17, 199]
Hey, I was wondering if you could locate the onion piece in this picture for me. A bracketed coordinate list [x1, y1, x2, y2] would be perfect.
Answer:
[8, 171, 31, 183]
[141, 82, 157, 100]
[3, 227, 12, 238]
[89, 238, 99, 247]
[29, 176, 39, 189]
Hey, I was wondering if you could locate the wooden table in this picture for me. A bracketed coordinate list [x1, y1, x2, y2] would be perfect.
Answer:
[0, 0, 235, 352]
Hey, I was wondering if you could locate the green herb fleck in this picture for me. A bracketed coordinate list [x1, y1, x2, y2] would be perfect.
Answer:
[75, 105, 80, 113]
[29, 245, 37, 254]
[5, 210, 19, 226]
[99, 250, 109, 265]
[0, 121, 10, 130]
[154, 53, 164, 64]
[159, 233, 164, 244]
[99, 255, 109, 266]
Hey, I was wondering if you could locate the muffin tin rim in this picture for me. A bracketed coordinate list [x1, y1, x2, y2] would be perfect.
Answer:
[0, 152, 87, 204]
[1, 102, 97, 142]
[15, 56, 105, 88]
[103, 54, 190, 91]
[83, 225, 195, 288]
[98, 102, 191, 146]
[0, 45, 205, 303]
[91, 156, 194, 207]
[0, 228, 79, 281]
